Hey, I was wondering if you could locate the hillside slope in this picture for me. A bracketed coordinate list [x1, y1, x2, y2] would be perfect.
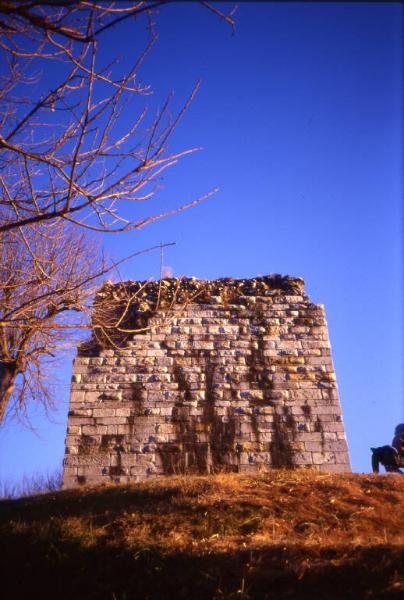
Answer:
[0, 471, 403, 599]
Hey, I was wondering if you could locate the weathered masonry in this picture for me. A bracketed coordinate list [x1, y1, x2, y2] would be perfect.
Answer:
[63, 275, 351, 488]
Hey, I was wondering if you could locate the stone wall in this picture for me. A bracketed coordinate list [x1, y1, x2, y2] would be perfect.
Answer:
[63, 275, 350, 488]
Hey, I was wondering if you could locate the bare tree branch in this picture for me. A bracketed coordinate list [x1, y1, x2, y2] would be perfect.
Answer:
[0, 1, 234, 234]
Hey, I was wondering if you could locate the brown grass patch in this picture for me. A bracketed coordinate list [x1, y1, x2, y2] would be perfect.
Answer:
[0, 471, 403, 598]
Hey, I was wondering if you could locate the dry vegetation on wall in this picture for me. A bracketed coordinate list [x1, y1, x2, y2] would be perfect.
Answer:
[0, 471, 403, 599]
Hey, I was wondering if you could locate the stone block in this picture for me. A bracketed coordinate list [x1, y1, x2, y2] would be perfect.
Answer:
[82, 425, 107, 435]
[93, 408, 115, 417]
[335, 451, 351, 464]
[321, 422, 346, 433]
[96, 417, 127, 425]
[70, 391, 86, 402]
[63, 467, 78, 478]
[116, 408, 131, 417]
[68, 416, 94, 426]
[304, 442, 326, 452]
[84, 392, 102, 403]
[312, 452, 335, 465]
[67, 426, 81, 435]
[293, 452, 313, 464]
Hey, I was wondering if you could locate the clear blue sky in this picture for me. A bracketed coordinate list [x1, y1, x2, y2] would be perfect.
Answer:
[0, 2, 402, 481]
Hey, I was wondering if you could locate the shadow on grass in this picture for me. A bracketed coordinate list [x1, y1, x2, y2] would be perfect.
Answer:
[0, 529, 402, 600]
[0, 481, 187, 521]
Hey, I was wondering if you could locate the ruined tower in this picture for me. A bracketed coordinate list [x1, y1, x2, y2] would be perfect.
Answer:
[63, 275, 350, 488]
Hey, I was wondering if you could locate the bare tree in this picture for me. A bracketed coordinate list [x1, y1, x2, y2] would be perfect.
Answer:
[0, 221, 178, 424]
[0, 223, 100, 422]
[0, 1, 236, 424]
[0, 1, 235, 233]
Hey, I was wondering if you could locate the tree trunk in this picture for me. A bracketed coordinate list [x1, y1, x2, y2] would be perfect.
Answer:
[0, 361, 17, 424]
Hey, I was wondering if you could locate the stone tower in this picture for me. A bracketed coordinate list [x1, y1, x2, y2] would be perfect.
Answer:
[63, 275, 350, 488]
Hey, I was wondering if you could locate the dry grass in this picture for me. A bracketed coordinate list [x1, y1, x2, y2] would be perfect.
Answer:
[0, 470, 403, 599]
[0, 469, 62, 499]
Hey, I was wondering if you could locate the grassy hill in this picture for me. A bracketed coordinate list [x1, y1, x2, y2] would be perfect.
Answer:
[0, 470, 403, 599]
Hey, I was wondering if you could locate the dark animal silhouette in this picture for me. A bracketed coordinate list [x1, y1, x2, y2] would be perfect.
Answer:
[392, 423, 404, 456]
[371, 445, 402, 474]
